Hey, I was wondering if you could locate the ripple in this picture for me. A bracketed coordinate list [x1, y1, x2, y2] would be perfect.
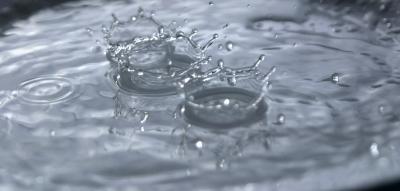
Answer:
[183, 87, 267, 129]
[17, 76, 79, 104]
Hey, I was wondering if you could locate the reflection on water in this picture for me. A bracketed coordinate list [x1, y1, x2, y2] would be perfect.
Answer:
[1, 0, 400, 190]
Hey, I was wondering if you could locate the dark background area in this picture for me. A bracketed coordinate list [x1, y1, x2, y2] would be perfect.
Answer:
[0, 0, 78, 30]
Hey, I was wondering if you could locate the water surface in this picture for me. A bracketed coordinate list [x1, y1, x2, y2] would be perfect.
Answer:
[1, 0, 400, 190]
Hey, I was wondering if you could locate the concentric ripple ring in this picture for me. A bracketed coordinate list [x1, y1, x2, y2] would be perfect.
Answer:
[17, 76, 79, 104]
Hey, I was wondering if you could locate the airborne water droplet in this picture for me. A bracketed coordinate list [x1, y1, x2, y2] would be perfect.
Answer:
[216, 158, 228, 170]
[194, 139, 204, 149]
[209, 1, 214, 6]
[49, 130, 56, 137]
[223, 98, 230, 106]
[331, 73, 340, 84]
[370, 143, 380, 157]
[225, 41, 234, 51]
[276, 113, 285, 125]
[140, 112, 149, 124]
[378, 105, 385, 115]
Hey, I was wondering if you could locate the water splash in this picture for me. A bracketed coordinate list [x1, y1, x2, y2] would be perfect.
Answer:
[175, 55, 276, 129]
[104, 8, 218, 96]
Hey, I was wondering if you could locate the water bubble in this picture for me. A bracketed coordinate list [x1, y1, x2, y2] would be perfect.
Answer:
[225, 41, 234, 51]
[276, 113, 285, 125]
[18, 76, 79, 104]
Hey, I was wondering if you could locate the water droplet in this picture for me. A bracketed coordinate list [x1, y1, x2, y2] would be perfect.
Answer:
[223, 98, 230, 106]
[370, 143, 380, 157]
[216, 158, 229, 170]
[86, 27, 94, 36]
[276, 113, 285, 125]
[331, 73, 340, 84]
[209, 1, 214, 6]
[194, 139, 204, 149]
[218, 44, 223, 50]
[217, 59, 224, 68]
[225, 41, 234, 51]
[140, 112, 149, 124]
[378, 105, 386, 114]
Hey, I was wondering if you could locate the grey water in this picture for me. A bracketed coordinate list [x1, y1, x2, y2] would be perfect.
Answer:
[1, 0, 400, 190]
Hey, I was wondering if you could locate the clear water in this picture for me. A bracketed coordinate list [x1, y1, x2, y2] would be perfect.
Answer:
[1, 0, 400, 190]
